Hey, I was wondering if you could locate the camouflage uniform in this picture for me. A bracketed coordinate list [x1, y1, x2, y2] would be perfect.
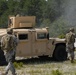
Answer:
[1, 28, 18, 75]
[65, 28, 75, 63]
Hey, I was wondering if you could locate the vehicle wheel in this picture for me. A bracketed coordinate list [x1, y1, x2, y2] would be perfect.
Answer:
[53, 45, 67, 61]
[0, 49, 6, 65]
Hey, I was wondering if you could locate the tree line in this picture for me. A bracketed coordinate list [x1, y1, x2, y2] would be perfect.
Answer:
[0, 0, 73, 37]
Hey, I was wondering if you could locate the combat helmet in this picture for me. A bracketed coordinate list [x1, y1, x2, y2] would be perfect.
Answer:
[7, 28, 13, 34]
[69, 27, 74, 32]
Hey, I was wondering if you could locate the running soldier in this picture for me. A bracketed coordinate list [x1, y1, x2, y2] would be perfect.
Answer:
[65, 28, 75, 63]
[1, 28, 18, 75]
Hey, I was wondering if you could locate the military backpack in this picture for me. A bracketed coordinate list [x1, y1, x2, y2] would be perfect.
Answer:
[66, 32, 75, 44]
[2, 34, 15, 51]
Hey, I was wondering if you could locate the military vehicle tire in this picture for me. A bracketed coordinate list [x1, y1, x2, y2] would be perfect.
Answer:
[53, 45, 67, 61]
[0, 49, 6, 65]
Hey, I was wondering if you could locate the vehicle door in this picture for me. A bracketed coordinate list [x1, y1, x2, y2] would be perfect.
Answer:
[32, 32, 48, 56]
[16, 31, 32, 57]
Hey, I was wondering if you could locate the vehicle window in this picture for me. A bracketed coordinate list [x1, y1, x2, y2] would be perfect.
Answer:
[37, 33, 47, 39]
[18, 34, 28, 40]
[8, 18, 13, 25]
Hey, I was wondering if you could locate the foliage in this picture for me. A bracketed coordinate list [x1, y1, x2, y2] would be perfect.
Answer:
[58, 34, 65, 39]
[0, 0, 74, 36]
[51, 69, 63, 75]
[40, 16, 69, 37]
[14, 62, 24, 69]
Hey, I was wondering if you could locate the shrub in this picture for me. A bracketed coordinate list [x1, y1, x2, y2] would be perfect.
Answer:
[14, 62, 24, 69]
[58, 34, 65, 39]
[51, 69, 63, 75]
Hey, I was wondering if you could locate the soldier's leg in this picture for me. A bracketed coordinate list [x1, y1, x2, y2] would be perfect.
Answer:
[70, 51, 74, 63]
[5, 53, 16, 75]
[67, 50, 71, 60]
[9, 61, 16, 75]
[4, 53, 10, 75]
[66, 45, 70, 59]
[5, 62, 10, 75]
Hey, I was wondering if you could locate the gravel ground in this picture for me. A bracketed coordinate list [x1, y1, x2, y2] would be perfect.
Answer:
[0, 52, 76, 75]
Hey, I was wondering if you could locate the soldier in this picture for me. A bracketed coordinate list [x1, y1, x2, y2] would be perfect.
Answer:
[1, 28, 18, 75]
[65, 28, 75, 63]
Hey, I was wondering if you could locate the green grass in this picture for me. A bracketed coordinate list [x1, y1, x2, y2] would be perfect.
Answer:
[51, 69, 63, 75]
[14, 62, 24, 69]
[1, 58, 76, 75]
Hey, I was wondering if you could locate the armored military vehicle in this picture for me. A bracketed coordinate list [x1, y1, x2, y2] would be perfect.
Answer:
[0, 15, 67, 64]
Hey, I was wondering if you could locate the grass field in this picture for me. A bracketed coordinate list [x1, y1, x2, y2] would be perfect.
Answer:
[0, 57, 76, 75]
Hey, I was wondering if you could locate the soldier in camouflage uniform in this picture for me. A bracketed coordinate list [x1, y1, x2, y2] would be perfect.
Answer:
[65, 28, 75, 63]
[1, 28, 18, 75]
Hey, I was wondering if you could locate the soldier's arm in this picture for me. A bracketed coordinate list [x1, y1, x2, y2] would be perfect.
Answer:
[1, 36, 5, 50]
[13, 35, 19, 46]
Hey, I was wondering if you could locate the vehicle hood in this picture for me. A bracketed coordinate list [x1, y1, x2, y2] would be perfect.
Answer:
[0, 29, 7, 36]
[49, 38, 65, 44]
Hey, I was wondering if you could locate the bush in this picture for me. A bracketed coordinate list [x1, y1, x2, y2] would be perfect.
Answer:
[14, 62, 24, 69]
[51, 69, 63, 75]
[58, 34, 65, 39]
